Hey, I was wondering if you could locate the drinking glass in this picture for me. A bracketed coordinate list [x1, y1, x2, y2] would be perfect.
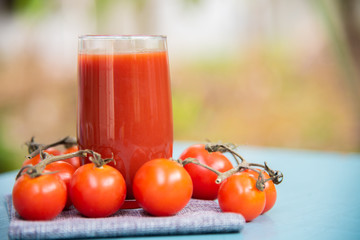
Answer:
[77, 35, 173, 201]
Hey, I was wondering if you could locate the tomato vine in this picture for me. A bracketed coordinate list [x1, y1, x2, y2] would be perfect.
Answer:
[18, 137, 113, 180]
[178, 143, 283, 191]
[25, 136, 77, 159]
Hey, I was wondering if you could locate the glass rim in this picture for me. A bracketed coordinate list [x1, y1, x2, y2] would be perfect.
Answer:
[78, 35, 167, 41]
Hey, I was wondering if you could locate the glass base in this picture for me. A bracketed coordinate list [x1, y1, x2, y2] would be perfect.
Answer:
[121, 199, 140, 209]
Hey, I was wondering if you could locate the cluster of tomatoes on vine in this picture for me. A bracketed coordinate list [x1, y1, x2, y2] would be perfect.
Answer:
[13, 137, 283, 222]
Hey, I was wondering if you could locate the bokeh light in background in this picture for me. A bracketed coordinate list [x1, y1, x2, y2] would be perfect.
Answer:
[0, 0, 359, 172]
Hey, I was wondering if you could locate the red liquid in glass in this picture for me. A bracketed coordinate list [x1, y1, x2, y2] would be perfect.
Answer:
[77, 51, 173, 199]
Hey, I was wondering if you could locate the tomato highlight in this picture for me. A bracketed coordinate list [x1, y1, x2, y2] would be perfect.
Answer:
[70, 163, 126, 218]
[133, 158, 193, 216]
[179, 144, 233, 200]
[12, 174, 67, 220]
[244, 168, 277, 214]
[13, 139, 283, 223]
[218, 172, 266, 222]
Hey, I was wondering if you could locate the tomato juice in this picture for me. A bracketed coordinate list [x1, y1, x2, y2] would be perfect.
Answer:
[77, 50, 173, 199]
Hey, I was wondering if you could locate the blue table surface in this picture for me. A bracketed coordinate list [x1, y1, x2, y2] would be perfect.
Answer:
[1, 141, 360, 240]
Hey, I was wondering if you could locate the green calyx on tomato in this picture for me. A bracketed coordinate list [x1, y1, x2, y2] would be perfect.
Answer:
[180, 143, 283, 190]
[176, 142, 284, 221]
[15, 139, 123, 220]
[178, 144, 233, 200]
[14, 137, 284, 222]
[69, 162, 126, 218]
[18, 143, 113, 181]
[218, 172, 266, 222]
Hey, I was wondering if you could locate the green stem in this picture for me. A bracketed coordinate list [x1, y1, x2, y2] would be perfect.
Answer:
[16, 149, 111, 180]
[26, 136, 77, 158]
[202, 143, 284, 189]
[180, 158, 222, 175]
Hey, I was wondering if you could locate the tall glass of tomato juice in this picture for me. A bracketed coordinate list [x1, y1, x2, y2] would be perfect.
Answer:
[77, 35, 173, 200]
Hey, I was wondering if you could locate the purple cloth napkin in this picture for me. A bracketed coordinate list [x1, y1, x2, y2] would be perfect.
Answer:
[5, 195, 244, 239]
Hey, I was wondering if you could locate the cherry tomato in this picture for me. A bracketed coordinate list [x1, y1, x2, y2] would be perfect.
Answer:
[133, 158, 193, 216]
[22, 148, 61, 167]
[45, 161, 76, 209]
[218, 172, 266, 222]
[179, 144, 233, 200]
[244, 169, 277, 214]
[63, 146, 81, 169]
[12, 174, 67, 220]
[69, 163, 126, 218]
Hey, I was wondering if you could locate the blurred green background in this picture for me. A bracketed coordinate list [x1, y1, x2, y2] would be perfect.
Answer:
[0, 0, 359, 172]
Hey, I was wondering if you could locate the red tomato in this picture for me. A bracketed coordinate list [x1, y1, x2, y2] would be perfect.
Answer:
[218, 172, 266, 222]
[69, 163, 126, 218]
[45, 161, 76, 209]
[22, 148, 61, 167]
[179, 144, 233, 200]
[244, 169, 277, 214]
[63, 146, 81, 169]
[12, 174, 67, 220]
[132, 158, 193, 216]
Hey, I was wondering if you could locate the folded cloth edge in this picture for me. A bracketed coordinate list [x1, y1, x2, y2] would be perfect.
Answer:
[5, 194, 245, 239]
